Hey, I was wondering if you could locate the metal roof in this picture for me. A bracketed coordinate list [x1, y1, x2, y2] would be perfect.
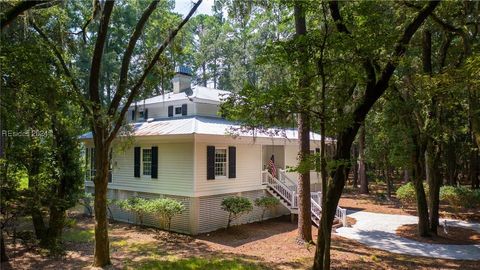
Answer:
[131, 86, 231, 106]
[79, 116, 329, 141]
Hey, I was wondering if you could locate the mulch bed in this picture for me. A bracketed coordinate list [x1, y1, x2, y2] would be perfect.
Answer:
[396, 224, 480, 245]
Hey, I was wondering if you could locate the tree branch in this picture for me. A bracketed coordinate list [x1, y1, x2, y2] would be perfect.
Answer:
[1, 0, 50, 31]
[328, 1, 350, 35]
[403, 1, 470, 56]
[353, 1, 441, 126]
[29, 19, 92, 115]
[106, 0, 203, 145]
[108, 0, 160, 117]
[89, 0, 115, 107]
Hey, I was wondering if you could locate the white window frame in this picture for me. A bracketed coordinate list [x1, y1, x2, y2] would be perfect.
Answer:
[214, 147, 228, 179]
[142, 148, 152, 176]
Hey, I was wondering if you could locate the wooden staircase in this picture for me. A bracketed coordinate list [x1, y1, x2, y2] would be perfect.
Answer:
[262, 170, 347, 227]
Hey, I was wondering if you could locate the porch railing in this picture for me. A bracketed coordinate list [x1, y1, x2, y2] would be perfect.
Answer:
[262, 170, 297, 208]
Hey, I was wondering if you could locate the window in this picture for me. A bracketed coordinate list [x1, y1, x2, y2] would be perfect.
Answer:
[175, 107, 182, 115]
[85, 147, 112, 182]
[85, 148, 95, 181]
[214, 148, 227, 177]
[142, 149, 152, 176]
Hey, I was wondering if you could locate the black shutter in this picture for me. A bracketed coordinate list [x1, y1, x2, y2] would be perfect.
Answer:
[181, 104, 187, 115]
[315, 148, 320, 172]
[144, 109, 148, 120]
[228, 146, 236, 178]
[151, 146, 158, 179]
[168, 106, 173, 117]
[131, 109, 135, 121]
[207, 146, 215, 180]
[134, 147, 141, 177]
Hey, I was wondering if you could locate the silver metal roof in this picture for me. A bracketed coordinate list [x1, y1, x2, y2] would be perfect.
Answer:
[79, 116, 329, 141]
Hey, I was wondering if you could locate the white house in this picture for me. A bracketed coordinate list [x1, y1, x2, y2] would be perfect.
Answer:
[80, 67, 337, 234]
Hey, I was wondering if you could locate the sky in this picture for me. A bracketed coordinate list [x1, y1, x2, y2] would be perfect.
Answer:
[173, 0, 215, 16]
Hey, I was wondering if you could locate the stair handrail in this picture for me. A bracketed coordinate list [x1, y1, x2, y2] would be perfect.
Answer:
[278, 169, 297, 192]
[336, 206, 347, 227]
[262, 170, 296, 208]
[310, 198, 322, 221]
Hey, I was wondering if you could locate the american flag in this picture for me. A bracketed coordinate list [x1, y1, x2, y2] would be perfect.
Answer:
[268, 155, 276, 178]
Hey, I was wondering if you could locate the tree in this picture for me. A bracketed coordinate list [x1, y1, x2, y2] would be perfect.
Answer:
[221, 196, 253, 229]
[26, 0, 203, 266]
[254, 196, 279, 221]
[358, 124, 369, 194]
[313, 2, 440, 269]
[293, 1, 313, 244]
[1, 16, 84, 252]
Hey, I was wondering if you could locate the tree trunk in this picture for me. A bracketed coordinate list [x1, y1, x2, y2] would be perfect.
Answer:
[445, 138, 457, 185]
[385, 158, 392, 199]
[202, 61, 207, 87]
[469, 148, 479, 189]
[93, 138, 112, 267]
[0, 232, 7, 262]
[27, 152, 47, 242]
[426, 142, 441, 235]
[294, 2, 312, 243]
[314, 130, 353, 270]
[352, 145, 358, 188]
[297, 112, 312, 243]
[412, 138, 430, 237]
[358, 124, 368, 194]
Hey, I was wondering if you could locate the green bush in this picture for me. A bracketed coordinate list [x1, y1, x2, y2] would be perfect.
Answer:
[440, 186, 480, 209]
[221, 196, 253, 229]
[396, 182, 417, 205]
[148, 198, 185, 231]
[254, 196, 279, 221]
[116, 197, 150, 225]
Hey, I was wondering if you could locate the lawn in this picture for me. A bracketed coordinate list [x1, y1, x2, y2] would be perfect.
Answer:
[2, 212, 478, 270]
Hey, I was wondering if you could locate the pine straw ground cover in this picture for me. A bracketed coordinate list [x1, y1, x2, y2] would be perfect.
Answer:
[1, 214, 478, 270]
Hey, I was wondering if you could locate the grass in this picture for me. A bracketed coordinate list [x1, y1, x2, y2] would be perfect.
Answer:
[62, 228, 94, 243]
[125, 257, 269, 270]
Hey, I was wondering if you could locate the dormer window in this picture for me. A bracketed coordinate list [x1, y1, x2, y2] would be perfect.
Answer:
[175, 107, 182, 115]
[168, 104, 187, 117]
[138, 109, 148, 120]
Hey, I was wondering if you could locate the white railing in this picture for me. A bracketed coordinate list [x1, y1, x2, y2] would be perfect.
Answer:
[262, 170, 297, 208]
[278, 169, 297, 192]
[262, 170, 347, 227]
[310, 198, 322, 226]
[336, 206, 347, 227]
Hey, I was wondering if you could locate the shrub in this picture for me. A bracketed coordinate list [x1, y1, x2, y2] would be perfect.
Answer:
[79, 193, 94, 217]
[148, 198, 185, 231]
[116, 197, 150, 225]
[254, 196, 279, 221]
[221, 196, 253, 229]
[396, 182, 417, 205]
[440, 186, 480, 209]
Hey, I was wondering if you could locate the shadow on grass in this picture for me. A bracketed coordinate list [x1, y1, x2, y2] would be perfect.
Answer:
[125, 257, 270, 270]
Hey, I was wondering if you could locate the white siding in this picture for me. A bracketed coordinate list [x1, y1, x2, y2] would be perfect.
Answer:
[194, 139, 264, 196]
[197, 190, 290, 234]
[195, 103, 219, 117]
[110, 140, 194, 196]
[284, 145, 322, 192]
[128, 100, 195, 122]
